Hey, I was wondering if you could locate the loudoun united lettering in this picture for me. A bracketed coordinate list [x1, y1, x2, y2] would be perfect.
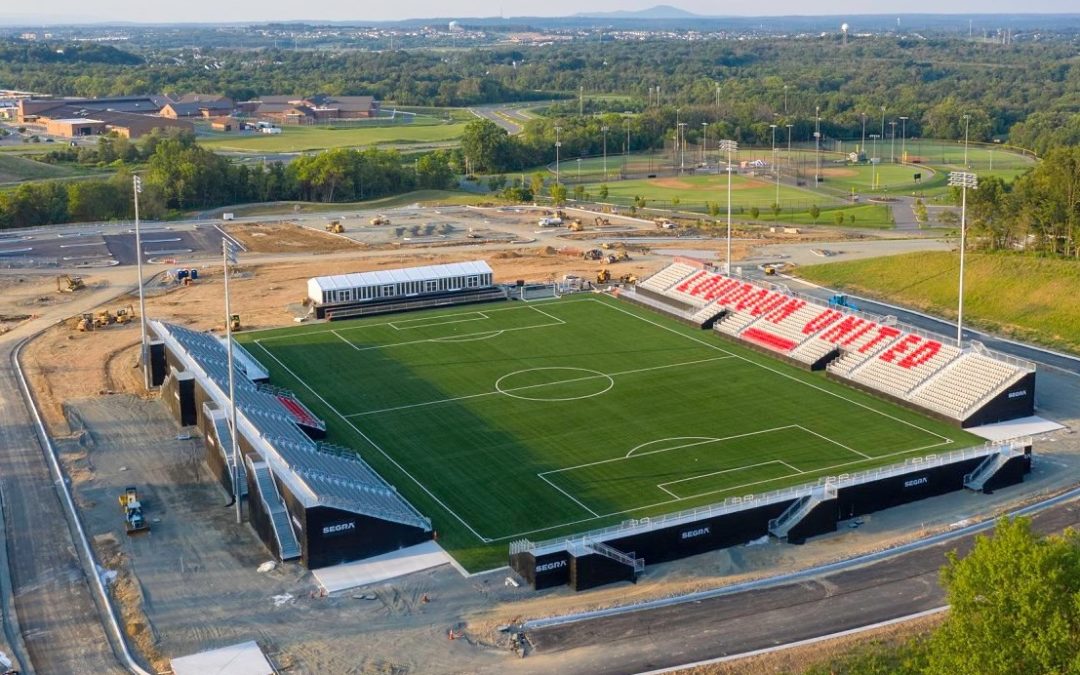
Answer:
[536, 559, 567, 573]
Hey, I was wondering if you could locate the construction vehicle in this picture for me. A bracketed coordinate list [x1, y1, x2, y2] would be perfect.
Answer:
[655, 219, 676, 230]
[582, 249, 604, 261]
[538, 216, 563, 227]
[119, 486, 149, 534]
[555, 209, 567, 220]
[594, 216, 611, 227]
[619, 273, 638, 285]
[370, 216, 390, 226]
[56, 275, 85, 293]
[230, 314, 241, 331]
[93, 310, 115, 328]
[829, 294, 858, 311]
[325, 220, 345, 234]
[764, 265, 777, 276]
[596, 268, 611, 284]
[76, 313, 93, 332]
[567, 219, 584, 232]
[115, 305, 136, 325]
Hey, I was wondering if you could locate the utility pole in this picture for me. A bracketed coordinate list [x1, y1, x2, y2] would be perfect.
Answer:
[222, 238, 242, 524]
[860, 112, 867, 157]
[554, 126, 562, 187]
[770, 123, 779, 207]
[701, 122, 708, 166]
[601, 125, 609, 179]
[814, 106, 821, 187]
[889, 120, 897, 163]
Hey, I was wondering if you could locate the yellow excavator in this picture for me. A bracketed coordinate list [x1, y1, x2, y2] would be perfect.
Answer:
[596, 268, 612, 284]
[115, 305, 136, 325]
[57, 275, 85, 292]
[325, 220, 345, 233]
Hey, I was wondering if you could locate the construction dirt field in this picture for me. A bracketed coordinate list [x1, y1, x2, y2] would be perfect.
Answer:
[11, 215, 1080, 674]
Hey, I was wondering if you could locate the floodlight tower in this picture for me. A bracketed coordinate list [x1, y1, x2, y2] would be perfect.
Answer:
[770, 123, 779, 206]
[889, 120, 897, 163]
[601, 125, 609, 178]
[814, 106, 821, 187]
[719, 139, 738, 274]
[949, 170, 978, 347]
[841, 22, 849, 46]
[900, 116, 909, 163]
[554, 126, 562, 186]
[133, 175, 149, 390]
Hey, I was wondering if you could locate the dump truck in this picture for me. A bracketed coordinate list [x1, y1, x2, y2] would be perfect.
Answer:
[119, 486, 149, 534]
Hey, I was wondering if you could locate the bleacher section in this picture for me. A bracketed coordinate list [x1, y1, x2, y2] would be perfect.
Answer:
[623, 262, 1036, 426]
[156, 322, 432, 537]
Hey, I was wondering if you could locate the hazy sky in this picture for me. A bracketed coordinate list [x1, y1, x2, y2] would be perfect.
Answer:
[2, 1, 1078, 24]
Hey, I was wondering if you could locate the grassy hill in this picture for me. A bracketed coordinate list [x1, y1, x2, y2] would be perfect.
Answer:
[798, 251, 1080, 353]
[0, 153, 92, 183]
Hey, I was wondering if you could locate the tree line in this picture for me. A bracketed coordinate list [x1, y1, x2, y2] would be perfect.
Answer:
[1, 36, 1076, 149]
[0, 131, 456, 229]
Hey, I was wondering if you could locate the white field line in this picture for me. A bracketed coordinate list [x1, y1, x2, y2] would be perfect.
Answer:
[252, 300, 586, 342]
[252, 340, 495, 543]
[331, 329, 360, 351]
[657, 460, 794, 499]
[795, 424, 872, 460]
[343, 355, 732, 418]
[593, 297, 957, 446]
[486, 437, 955, 543]
[537, 474, 601, 517]
[342, 321, 562, 352]
[389, 312, 489, 330]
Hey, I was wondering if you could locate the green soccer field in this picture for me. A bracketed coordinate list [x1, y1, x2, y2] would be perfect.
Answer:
[240, 296, 981, 570]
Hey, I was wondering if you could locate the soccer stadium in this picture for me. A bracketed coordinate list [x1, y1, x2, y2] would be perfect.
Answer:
[150, 259, 1034, 591]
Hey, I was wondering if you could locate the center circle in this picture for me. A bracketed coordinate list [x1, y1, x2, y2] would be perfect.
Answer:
[494, 367, 615, 402]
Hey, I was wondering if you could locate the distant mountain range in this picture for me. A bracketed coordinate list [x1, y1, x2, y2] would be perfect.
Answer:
[576, 5, 701, 19]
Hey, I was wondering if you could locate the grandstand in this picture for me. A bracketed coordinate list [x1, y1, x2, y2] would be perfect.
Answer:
[307, 260, 507, 320]
[150, 320, 433, 568]
[621, 260, 1036, 428]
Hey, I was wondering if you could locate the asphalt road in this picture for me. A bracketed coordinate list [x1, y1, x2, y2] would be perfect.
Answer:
[527, 496, 1080, 674]
[0, 339, 124, 674]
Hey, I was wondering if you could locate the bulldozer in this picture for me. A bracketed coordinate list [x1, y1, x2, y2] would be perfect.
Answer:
[115, 305, 136, 325]
[325, 219, 345, 234]
[119, 486, 149, 534]
[370, 215, 390, 226]
[596, 268, 612, 284]
[56, 275, 85, 293]
[230, 314, 241, 331]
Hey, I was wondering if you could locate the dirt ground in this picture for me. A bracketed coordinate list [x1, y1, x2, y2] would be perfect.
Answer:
[15, 221, 1080, 674]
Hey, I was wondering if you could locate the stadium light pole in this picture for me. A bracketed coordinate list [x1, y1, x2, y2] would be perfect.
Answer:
[950, 170, 978, 347]
[222, 238, 243, 524]
[860, 112, 867, 158]
[889, 120, 897, 163]
[133, 175, 150, 391]
[624, 114, 631, 164]
[601, 125, 609, 179]
[674, 107, 680, 169]
[813, 106, 821, 187]
[899, 116, 909, 163]
[720, 139, 738, 275]
[701, 121, 708, 166]
[678, 122, 687, 174]
[869, 134, 880, 190]
[554, 126, 562, 187]
[962, 114, 971, 168]
[770, 124, 779, 206]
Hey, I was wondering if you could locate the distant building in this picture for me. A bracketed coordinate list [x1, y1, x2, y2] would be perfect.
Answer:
[244, 94, 380, 125]
[161, 94, 234, 119]
[16, 98, 193, 139]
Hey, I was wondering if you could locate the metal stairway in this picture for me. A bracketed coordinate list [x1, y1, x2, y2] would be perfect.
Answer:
[769, 484, 836, 540]
[210, 412, 247, 497]
[251, 461, 301, 561]
[964, 446, 1023, 492]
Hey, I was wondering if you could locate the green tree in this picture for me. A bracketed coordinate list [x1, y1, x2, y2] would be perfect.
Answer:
[749, 206, 760, 220]
[415, 152, 454, 190]
[530, 172, 546, 200]
[834, 210, 845, 226]
[461, 119, 512, 174]
[598, 184, 609, 200]
[550, 183, 567, 205]
[928, 517, 1080, 675]
[808, 204, 821, 223]
[771, 202, 782, 220]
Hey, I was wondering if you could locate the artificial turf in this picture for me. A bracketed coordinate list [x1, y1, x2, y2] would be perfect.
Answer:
[240, 295, 982, 570]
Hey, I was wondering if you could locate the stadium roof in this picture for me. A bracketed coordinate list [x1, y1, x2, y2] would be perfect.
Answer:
[151, 321, 432, 532]
[311, 260, 493, 292]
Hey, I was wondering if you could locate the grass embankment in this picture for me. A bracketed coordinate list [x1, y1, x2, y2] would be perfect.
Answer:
[0, 152, 96, 183]
[200, 117, 467, 153]
[217, 190, 483, 217]
[798, 251, 1080, 353]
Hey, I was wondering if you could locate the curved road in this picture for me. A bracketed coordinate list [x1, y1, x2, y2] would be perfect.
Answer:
[0, 283, 132, 674]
